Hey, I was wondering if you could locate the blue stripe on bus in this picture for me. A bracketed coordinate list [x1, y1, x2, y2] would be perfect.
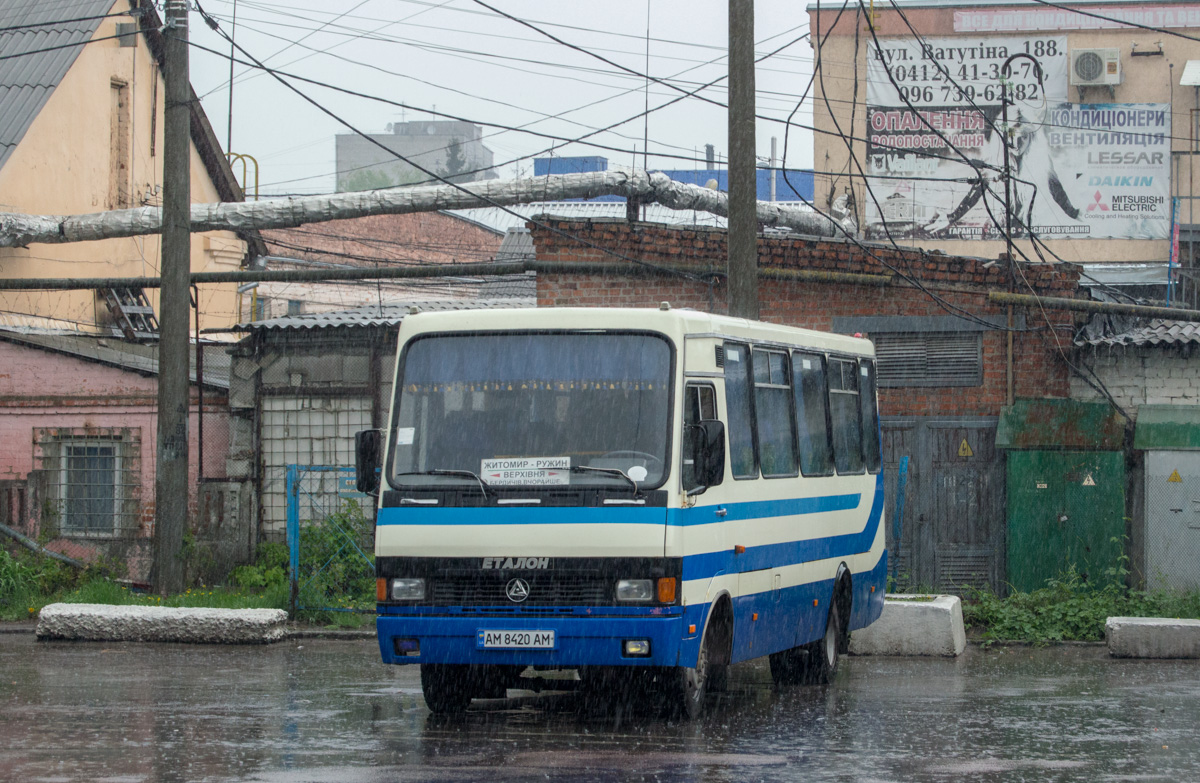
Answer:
[682, 474, 884, 580]
[666, 493, 861, 527]
[376, 489, 865, 527]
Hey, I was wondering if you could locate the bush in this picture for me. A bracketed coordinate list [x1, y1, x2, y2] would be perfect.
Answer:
[294, 502, 375, 620]
[963, 566, 1200, 644]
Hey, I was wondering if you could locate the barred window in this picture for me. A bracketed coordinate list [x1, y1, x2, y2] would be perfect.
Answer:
[873, 332, 982, 388]
[36, 430, 140, 538]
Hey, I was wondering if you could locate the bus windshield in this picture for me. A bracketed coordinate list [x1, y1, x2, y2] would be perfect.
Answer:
[389, 332, 673, 490]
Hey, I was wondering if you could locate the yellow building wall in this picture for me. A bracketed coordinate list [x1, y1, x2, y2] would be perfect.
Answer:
[808, 4, 1199, 266]
[0, 1, 246, 331]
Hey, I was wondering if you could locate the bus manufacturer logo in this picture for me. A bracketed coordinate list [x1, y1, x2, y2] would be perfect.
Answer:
[505, 578, 530, 603]
[482, 557, 551, 570]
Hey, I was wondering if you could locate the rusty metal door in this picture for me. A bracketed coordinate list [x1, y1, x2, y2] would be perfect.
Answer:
[883, 418, 1005, 594]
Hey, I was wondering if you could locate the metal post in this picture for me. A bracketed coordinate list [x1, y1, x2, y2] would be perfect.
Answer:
[152, 0, 191, 595]
[727, 0, 758, 319]
[999, 53, 1042, 409]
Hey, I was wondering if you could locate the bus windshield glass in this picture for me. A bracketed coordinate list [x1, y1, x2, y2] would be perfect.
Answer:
[389, 332, 673, 490]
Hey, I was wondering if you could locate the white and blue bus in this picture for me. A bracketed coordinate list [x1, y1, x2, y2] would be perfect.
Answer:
[357, 306, 886, 717]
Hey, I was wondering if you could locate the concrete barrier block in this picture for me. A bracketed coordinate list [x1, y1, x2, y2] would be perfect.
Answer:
[36, 603, 288, 644]
[1106, 616, 1200, 659]
[849, 595, 966, 657]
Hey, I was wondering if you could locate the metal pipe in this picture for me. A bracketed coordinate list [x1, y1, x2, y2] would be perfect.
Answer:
[0, 522, 86, 569]
[989, 291, 1200, 321]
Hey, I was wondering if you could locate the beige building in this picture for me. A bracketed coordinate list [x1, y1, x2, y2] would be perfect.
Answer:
[808, 0, 1200, 304]
[0, 0, 258, 334]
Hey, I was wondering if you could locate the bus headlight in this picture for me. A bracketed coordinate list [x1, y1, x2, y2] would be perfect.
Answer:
[390, 578, 426, 600]
[616, 579, 653, 602]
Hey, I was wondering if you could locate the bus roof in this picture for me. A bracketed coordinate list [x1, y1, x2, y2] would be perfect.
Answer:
[397, 306, 875, 356]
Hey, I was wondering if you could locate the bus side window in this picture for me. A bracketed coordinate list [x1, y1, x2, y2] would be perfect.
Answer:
[682, 383, 717, 489]
[828, 358, 865, 474]
[723, 342, 758, 479]
[753, 349, 798, 478]
[793, 351, 834, 476]
[859, 360, 882, 473]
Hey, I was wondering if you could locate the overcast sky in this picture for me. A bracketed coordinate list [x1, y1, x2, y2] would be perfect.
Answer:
[187, 0, 820, 196]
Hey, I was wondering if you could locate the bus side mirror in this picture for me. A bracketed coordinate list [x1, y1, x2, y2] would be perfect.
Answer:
[355, 430, 382, 494]
[688, 420, 725, 495]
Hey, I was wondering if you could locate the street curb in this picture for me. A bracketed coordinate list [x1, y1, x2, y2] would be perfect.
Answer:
[36, 603, 288, 644]
[850, 595, 967, 656]
[1107, 616, 1200, 658]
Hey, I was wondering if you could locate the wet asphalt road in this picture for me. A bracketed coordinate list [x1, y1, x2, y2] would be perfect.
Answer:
[2, 632, 1199, 783]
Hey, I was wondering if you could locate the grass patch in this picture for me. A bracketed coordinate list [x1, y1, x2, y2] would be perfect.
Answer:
[963, 569, 1200, 644]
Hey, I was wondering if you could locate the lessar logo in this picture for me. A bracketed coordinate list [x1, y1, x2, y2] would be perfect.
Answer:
[482, 557, 551, 570]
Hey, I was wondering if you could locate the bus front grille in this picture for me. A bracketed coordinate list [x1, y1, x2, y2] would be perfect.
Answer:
[431, 577, 609, 606]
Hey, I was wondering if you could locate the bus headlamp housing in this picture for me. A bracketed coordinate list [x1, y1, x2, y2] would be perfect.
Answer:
[616, 579, 654, 602]
[390, 578, 426, 601]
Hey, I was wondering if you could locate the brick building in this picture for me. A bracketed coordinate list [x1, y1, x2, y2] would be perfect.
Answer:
[530, 217, 1083, 592]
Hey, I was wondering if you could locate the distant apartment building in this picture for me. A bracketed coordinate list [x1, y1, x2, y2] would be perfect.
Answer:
[335, 120, 497, 192]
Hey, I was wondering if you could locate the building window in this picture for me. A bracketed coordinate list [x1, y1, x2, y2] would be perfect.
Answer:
[110, 80, 131, 209]
[873, 332, 983, 388]
[36, 429, 140, 538]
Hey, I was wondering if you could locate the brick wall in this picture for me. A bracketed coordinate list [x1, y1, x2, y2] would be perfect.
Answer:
[532, 219, 1081, 418]
[1072, 346, 1200, 415]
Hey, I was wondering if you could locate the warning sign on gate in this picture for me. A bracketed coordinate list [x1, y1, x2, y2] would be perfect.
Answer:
[958, 439, 974, 458]
[1082, 473, 1096, 487]
[1169, 469, 1183, 483]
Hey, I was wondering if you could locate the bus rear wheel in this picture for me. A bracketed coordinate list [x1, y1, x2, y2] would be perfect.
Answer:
[420, 664, 473, 714]
[770, 597, 842, 687]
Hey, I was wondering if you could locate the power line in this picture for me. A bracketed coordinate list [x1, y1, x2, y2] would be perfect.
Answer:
[192, 1, 708, 284]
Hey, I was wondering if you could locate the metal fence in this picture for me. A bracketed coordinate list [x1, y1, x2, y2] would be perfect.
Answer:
[284, 465, 375, 617]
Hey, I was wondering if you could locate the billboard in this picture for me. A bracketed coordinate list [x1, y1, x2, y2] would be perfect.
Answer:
[864, 35, 1170, 240]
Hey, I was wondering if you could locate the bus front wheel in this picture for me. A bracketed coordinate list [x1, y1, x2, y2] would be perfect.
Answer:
[676, 624, 714, 719]
[420, 664, 473, 714]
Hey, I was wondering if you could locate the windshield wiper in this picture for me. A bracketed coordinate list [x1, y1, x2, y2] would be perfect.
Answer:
[395, 469, 490, 497]
[571, 465, 640, 495]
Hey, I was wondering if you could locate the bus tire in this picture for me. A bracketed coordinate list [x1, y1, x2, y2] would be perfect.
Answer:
[676, 622, 714, 719]
[800, 596, 842, 685]
[420, 664, 473, 714]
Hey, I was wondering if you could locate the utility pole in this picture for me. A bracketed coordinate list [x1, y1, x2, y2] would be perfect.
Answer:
[727, 0, 758, 319]
[153, 0, 191, 595]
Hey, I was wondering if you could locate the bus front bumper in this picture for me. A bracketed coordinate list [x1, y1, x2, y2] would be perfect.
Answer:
[377, 609, 689, 667]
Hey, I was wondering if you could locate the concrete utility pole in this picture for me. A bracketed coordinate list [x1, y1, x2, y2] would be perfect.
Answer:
[727, 0, 759, 320]
[153, 0, 191, 596]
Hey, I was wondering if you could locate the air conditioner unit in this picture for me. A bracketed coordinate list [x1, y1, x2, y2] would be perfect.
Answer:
[1070, 48, 1122, 86]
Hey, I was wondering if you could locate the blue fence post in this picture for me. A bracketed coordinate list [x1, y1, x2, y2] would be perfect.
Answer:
[892, 456, 909, 589]
[286, 464, 300, 619]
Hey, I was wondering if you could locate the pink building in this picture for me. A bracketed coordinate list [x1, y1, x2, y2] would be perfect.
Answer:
[0, 330, 235, 583]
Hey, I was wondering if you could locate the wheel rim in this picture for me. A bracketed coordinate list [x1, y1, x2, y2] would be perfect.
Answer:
[685, 636, 708, 702]
[824, 607, 839, 668]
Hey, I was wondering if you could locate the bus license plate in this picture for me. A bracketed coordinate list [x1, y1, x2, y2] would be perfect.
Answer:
[477, 630, 556, 650]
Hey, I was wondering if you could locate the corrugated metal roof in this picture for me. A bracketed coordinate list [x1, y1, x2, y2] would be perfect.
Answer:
[0, 0, 112, 172]
[495, 227, 534, 262]
[1076, 319, 1200, 347]
[240, 298, 536, 332]
[447, 201, 813, 234]
[0, 328, 231, 389]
